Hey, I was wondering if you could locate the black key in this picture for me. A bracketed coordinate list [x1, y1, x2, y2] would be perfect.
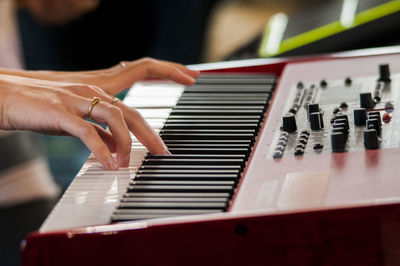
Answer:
[118, 201, 228, 209]
[126, 185, 233, 193]
[130, 180, 235, 186]
[184, 84, 273, 93]
[165, 119, 260, 124]
[122, 192, 231, 198]
[168, 148, 249, 155]
[162, 139, 253, 145]
[147, 154, 246, 159]
[134, 173, 238, 181]
[173, 105, 264, 110]
[178, 97, 269, 101]
[180, 93, 270, 98]
[195, 76, 275, 84]
[168, 115, 263, 120]
[163, 123, 258, 129]
[165, 143, 250, 148]
[160, 129, 256, 133]
[112, 209, 223, 222]
[121, 197, 229, 202]
[160, 133, 255, 141]
[170, 109, 264, 115]
[176, 100, 267, 105]
[142, 158, 244, 167]
[137, 169, 240, 175]
[139, 165, 242, 170]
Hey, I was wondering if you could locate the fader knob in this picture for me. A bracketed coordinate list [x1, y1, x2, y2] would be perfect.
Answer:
[363, 129, 379, 149]
[310, 112, 324, 130]
[331, 132, 346, 153]
[282, 113, 297, 133]
[354, 108, 367, 126]
[334, 118, 349, 131]
[360, 92, 374, 109]
[378, 64, 391, 83]
[307, 103, 320, 120]
[366, 119, 381, 136]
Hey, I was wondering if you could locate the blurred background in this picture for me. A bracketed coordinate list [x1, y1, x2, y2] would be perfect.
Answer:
[1, 0, 400, 265]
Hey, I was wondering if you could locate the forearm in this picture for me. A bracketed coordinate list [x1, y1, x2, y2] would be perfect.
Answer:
[0, 68, 104, 83]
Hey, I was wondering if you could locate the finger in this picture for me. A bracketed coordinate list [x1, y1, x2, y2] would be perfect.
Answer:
[88, 100, 132, 167]
[91, 123, 117, 153]
[60, 114, 119, 170]
[146, 63, 197, 85]
[161, 61, 200, 79]
[115, 101, 170, 155]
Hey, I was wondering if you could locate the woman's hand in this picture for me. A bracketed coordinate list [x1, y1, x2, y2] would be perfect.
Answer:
[0, 57, 200, 170]
[1, 57, 200, 96]
[0, 74, 167, 170]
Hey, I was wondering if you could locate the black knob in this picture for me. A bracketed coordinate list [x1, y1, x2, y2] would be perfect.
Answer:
[364, 129, 379, 149]
[335, 114, 349, 123]
[307, 103, 319, 120]
[354, 108, 367, 126]
[366, 119, 381, 135]
[310, 112, 324, 130]
[360, 92, 374, 109]
[333, 122, 348, 133]
[368, 111, 382, 126]
[331, 132, 346, 153]
[368, 114, 382, 127]
[334, 118, 349, 131]
[378, 64, 391, 83]
[345, 77, 352, 86]
[282, 113, 297, 133]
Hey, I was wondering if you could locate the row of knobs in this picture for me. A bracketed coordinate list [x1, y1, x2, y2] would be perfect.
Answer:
[282, 103, 324, 133]
[331, 109, 381, 152]
[282, 107, 381, 153]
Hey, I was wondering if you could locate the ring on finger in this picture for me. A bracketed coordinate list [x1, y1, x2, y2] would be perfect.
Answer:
[88, 96, 101, 120]
[119, 61, 127, 68]
[111, 97, 120, 105]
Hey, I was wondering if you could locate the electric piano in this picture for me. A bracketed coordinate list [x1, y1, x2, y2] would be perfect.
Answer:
[23, 46, 400, 266]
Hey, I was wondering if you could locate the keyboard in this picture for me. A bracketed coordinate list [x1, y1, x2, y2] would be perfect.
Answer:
[23, 46, 400, 266]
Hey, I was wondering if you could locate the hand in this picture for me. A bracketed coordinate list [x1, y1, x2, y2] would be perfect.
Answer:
[0, 74, 164, 170]
[2, 57, 200, 96]
[0, 57, 200, 170]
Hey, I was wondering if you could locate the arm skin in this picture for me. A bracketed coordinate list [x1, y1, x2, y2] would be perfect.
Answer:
[0, 58, 199, 170]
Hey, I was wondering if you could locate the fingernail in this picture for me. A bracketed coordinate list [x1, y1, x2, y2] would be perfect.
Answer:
[163, 148, 172, 155]
[108, 157, 119, 170]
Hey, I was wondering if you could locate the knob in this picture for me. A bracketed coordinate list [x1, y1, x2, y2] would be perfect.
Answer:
[360, 92, 374, 109]
[282, 113, 297, 133]
[307, 103, 319, 120]
[310, 112, 324, 130]
[334, 118, 349, 131]
[331, 132, 346, 153]
[368, 114, 382, 127]
[354, 108, 367, 126]
[363, 129, 379, 149]
[333, 123, 348, 134]
[378, 64, 391, 83]
[335, 114, 349, 123]
[368, 111, 382, 126]
[366, 119, 381, 135]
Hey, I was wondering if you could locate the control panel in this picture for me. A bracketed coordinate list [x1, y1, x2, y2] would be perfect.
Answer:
[269, 64, 400, 159]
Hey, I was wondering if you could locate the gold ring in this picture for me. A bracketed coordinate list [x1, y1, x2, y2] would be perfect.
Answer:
[119, 61, 127, 68]
[88, 97, 101, 120]
[111, 97, 119, 105]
